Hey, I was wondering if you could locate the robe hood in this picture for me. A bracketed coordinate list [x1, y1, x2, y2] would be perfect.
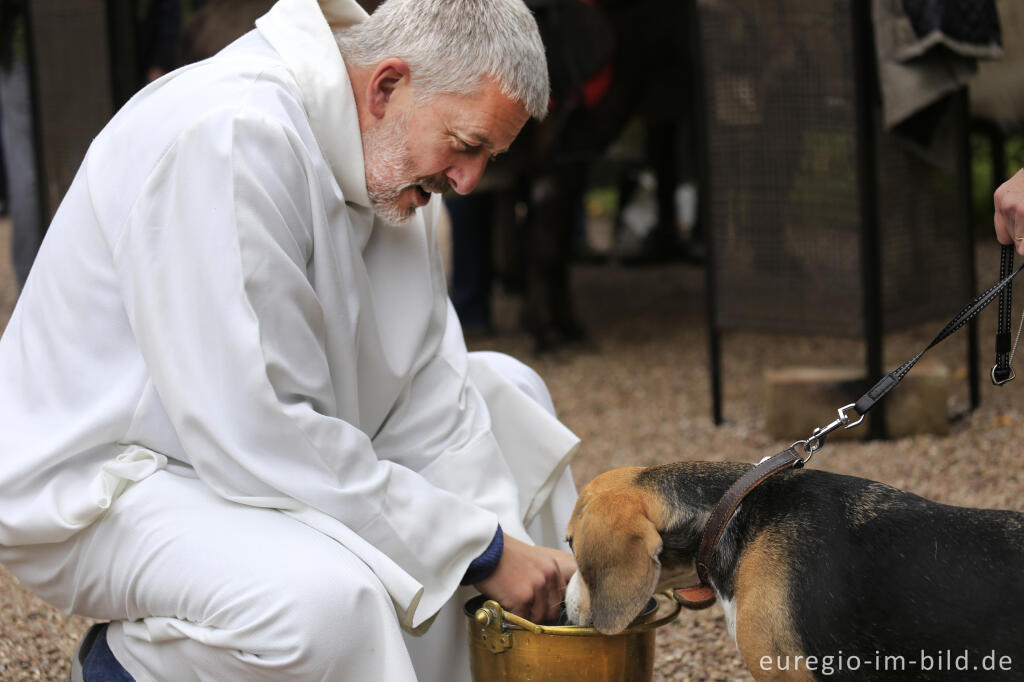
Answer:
[256, 0, 371, 208]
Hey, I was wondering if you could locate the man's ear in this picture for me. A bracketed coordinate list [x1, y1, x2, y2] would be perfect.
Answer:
[366, 57, 411, 119]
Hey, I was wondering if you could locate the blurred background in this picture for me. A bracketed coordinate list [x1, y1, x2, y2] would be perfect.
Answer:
[2, 0, 1024, 679]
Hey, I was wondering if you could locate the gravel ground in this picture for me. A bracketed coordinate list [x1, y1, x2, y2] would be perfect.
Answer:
[1, 213, 1022, 680]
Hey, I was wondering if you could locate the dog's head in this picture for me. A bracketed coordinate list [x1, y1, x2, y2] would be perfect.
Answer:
[564, 466, 700, 634]
[565, 462, 751, 633]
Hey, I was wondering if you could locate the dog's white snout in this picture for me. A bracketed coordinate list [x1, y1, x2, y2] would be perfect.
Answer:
[564, 572, 591, 626]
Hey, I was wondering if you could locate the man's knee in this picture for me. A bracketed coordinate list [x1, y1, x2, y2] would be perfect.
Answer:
[262, 558, 400, 672]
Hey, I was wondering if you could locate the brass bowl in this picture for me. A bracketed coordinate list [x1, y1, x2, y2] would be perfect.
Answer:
[464, 593, 682, 682]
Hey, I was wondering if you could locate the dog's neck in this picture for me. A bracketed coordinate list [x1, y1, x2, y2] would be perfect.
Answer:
[638, 462, 756, 600]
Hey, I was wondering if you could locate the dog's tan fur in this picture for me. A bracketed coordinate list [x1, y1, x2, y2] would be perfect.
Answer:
[566, 467, 705, 634]
[566, 467, 670, 634]
[733, 530, 810, 681]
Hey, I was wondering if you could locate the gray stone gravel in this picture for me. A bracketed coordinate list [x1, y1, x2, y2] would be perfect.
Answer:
[1, 217, 1021, 680]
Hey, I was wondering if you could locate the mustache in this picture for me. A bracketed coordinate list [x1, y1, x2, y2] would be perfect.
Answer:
[416, 176, 450, 194]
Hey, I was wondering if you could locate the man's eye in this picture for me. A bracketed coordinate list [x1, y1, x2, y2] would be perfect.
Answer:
[453, 138, 493, 157]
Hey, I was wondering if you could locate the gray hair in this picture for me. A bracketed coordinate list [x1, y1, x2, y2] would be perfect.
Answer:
[334, 0, 549, 120]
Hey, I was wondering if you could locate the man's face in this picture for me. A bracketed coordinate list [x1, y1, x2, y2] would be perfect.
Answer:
[363, 78, 530, 225]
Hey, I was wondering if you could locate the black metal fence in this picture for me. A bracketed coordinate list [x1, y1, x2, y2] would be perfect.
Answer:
[696, 0, 977, 435]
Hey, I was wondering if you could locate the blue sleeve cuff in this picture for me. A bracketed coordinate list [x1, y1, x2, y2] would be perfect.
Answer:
[461, 525, 504, 585]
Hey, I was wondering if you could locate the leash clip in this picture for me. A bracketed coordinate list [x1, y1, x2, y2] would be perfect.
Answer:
[991, 364, 1016, 386]
[794, 403, 864, 464]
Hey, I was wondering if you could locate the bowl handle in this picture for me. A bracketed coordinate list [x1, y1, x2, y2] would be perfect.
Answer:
[475, 591, 682, 636]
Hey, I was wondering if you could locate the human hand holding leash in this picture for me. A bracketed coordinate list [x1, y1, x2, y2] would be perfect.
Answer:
[994, 168, 1024, 256]
[475, 535, 576, 624]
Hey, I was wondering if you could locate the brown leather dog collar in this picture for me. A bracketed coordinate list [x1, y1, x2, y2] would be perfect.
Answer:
[674, 447, 803, 610]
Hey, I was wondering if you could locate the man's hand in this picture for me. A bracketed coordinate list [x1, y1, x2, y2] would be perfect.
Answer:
[475, 535, 577, 624]
[994, 169, 1024, 256]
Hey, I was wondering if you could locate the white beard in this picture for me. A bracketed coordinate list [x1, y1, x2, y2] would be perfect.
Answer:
[362, 111, 420, 226]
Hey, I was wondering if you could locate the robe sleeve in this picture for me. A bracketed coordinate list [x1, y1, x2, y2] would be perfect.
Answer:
[371, 297, 534, 543]
[110, 107, 497, 626]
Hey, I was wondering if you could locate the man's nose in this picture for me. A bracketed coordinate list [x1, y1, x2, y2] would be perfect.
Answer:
[445, 154, 489, 195]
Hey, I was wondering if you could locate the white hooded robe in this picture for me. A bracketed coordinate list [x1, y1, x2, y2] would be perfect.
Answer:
[0, 0, 577, 652]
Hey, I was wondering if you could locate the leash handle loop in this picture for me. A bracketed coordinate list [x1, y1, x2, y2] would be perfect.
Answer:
[993, 244, 1017, 385]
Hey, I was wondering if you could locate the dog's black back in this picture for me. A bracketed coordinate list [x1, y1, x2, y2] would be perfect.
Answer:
[772, 471, 1024, 680]
[645, 463, 1024, 681]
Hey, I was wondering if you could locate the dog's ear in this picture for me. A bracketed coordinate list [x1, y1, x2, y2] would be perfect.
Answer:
[575, 496, 663, 634]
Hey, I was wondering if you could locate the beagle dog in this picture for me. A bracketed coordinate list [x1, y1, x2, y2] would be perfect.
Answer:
[564, 462, 1024, 681]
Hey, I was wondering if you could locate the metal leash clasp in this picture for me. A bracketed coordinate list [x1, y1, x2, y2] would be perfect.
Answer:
[993, 308, 1024, 386]
[991, 364, 1016, 386]
[790, 403, 864, 465]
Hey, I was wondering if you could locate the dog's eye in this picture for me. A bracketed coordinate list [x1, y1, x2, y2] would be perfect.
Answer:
[565, 536, 574, 551]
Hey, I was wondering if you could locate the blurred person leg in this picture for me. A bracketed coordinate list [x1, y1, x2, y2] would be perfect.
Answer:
[0, 56, 42, 291]
[0, 117, 8, 216]
[447, 192, 495, 335]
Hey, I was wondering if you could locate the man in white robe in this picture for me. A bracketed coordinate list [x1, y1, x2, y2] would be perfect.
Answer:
[0, 0, 581, 679]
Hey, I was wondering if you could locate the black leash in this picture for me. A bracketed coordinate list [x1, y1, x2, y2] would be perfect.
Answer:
[993, 244, 1020, 385]
[791, 251, 1024, 461]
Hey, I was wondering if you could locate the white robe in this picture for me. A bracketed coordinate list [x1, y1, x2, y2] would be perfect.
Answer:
[0, 0, 577, 636]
